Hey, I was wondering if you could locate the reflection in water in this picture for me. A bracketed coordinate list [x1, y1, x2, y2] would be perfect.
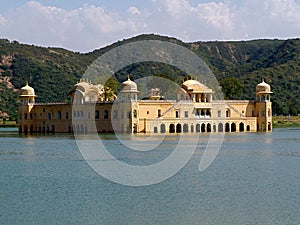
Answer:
[0, 128, 299, 225]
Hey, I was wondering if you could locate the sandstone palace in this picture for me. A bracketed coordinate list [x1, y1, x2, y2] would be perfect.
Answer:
[18, 77, 272, 134]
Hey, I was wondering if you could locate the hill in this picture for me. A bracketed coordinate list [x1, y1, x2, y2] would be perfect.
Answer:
[0, 34, 299, 120]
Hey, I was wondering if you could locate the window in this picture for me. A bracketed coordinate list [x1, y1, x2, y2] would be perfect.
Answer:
[66, 112, 69, 119]
[158, 109, 161, 117]
[95, 110, 100, 119]
[147, 111, 150, 115]
[218, 110, 221, 117]
[133, 110, 137, 118]
[226, 110, 230, 117]
[104, 110, 109, 119]
[58, 111, 62, 120]
[184, 111, 188, 118]
[176, 111, 179, 118]
[47, 113, 51, 120]
[24, 113, 27, 120]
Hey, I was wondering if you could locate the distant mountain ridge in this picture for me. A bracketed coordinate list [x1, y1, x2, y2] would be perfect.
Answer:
[0, 34, 299, 120]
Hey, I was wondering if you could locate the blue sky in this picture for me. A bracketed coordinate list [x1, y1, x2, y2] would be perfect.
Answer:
[0, 0, 299, 52]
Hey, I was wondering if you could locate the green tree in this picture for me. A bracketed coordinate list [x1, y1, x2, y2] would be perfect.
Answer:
[220, 77, 243, 100]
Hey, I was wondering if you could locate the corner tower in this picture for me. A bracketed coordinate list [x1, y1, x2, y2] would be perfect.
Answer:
[255, 80, 272, 131]
[18, 82, 36, 133]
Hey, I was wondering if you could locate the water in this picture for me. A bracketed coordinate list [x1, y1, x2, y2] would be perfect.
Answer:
[0, 128, 299, 225]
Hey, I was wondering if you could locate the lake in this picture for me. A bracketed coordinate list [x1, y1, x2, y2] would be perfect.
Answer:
[0, 128, 299, 225]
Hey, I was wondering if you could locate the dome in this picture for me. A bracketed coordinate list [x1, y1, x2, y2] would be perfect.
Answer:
[121, 76, 138, 93]
[182, 79, 213, 93]
[20, 82, 36, 96]
[256, 80, 272, 94]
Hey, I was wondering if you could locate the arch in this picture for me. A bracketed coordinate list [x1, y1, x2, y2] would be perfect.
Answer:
[231, 123, 236, 132]
[239, 122, 244, 132]
[169, 124, 175, 133]
[218, 123, 223, 132]
[213, 124, 216, 132]
[257, 123, 259, 131]
[191, 124, 194, 133]
[201, 123, 206, 132]
[247, 125, 251, 132]
[19, 125, 22, 133]
[207, 123, 211, 133]
[183, 123, 189, 133]
[225, 123, 230, 132]
[160, 124, 166, 133]
[268, 122, 271, 131]
[196, 123, 200, 133]
[176, 124, 182, 133]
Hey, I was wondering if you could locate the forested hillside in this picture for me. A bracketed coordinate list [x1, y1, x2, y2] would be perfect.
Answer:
[0, 34, 299, 120]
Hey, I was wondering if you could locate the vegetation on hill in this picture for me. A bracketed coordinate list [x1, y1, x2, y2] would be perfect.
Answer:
[0, 34, 299, 121]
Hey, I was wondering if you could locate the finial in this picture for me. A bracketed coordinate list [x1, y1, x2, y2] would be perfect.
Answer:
[127, 74, 131, 80]
[26, 81, 28, 86]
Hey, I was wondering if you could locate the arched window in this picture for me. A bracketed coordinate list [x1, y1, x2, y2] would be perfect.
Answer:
[154, 127, 158, 133]
[160, 124, 166, 133]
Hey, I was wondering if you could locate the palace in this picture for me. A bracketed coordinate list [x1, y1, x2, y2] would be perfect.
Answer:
[18, 77, 272, 134]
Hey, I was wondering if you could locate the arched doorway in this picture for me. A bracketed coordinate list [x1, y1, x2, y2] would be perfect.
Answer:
[196, 123, 200, 133]
[218, 123, 223, 132]
[225, 123, 230, 132]
[201, 123, 206, 132]
[191, 124, 194, 133]
[231, 123, 236, 132]
[176, 124, 182, 133]
[213, 125, 216, 132]
[169, 124, 175, 133]
[160, 124, 166, 133]
[207, 123, 211, 133]
[183, 123, 189, 133]
[247, 125, 250, 132]
[239, 123, 244, 132]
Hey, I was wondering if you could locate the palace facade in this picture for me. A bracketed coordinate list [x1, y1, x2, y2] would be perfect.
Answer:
[18, 77, 272, 134]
